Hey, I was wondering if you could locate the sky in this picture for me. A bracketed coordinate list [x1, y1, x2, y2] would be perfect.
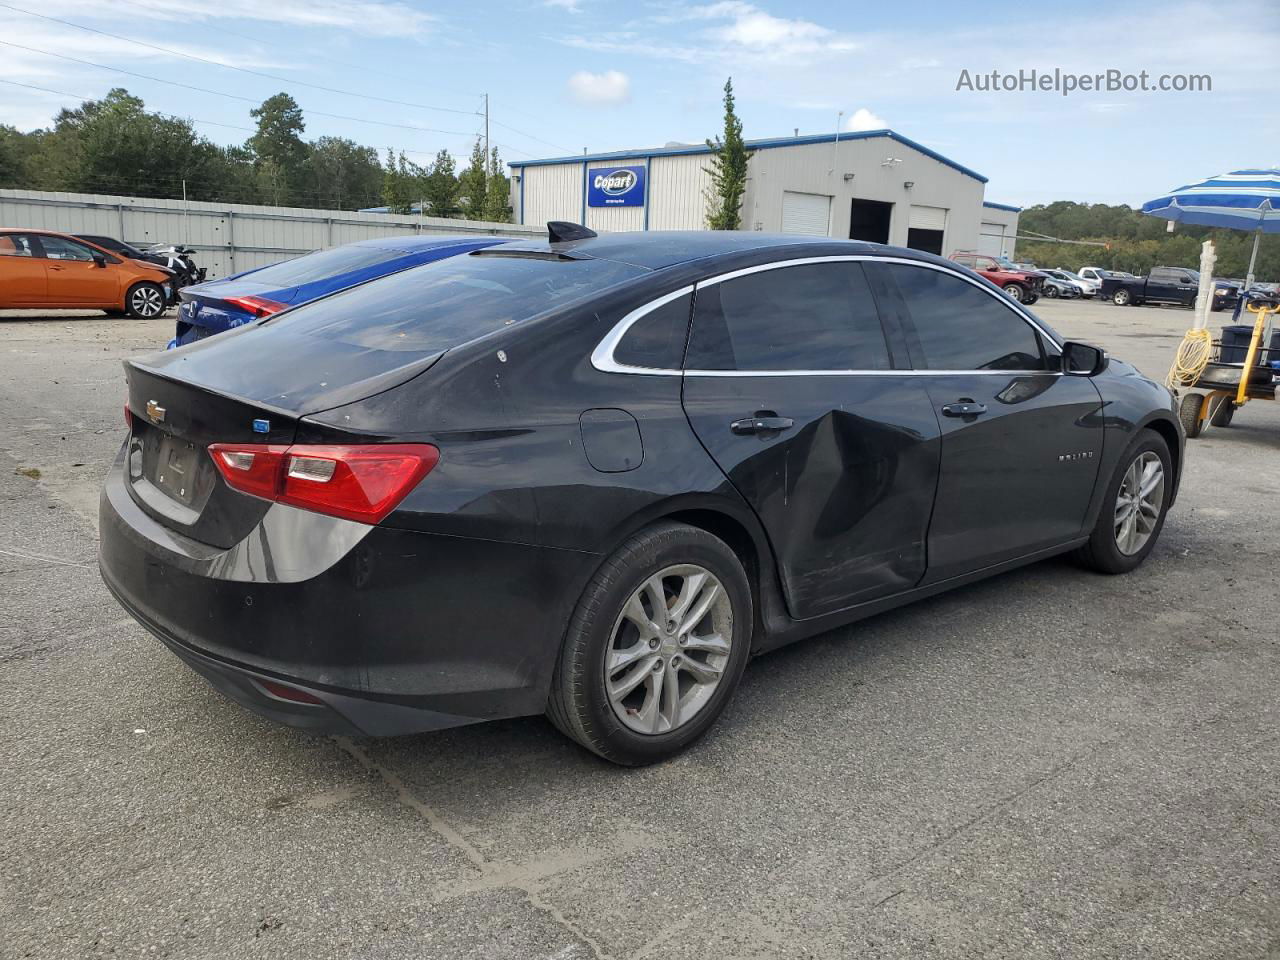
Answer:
[1, 0, 1278, 207]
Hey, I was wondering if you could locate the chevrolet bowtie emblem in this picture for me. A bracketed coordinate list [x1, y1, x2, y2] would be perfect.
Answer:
[146, 400, 166, 423]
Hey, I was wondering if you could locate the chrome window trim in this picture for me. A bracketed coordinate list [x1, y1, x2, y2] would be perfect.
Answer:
[590, 284, 695, 376]
[589, 254, 1060, 377]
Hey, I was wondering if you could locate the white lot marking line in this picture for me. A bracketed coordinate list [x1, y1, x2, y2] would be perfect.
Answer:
[0, 547, 95, 568]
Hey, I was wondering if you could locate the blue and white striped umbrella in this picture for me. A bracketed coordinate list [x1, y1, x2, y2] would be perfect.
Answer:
[1142, 169, 1280, 283]
[1142, 169, 1280, 232]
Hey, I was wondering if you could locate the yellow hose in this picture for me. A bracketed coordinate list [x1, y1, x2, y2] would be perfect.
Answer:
[1167, 327, 1213, 387]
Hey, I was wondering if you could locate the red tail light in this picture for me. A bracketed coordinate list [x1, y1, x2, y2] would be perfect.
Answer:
[256, 678, 324, 705]
[208, 443, 439, 524]
[124, 403, 133, 429]
[223, 295, 287, 318]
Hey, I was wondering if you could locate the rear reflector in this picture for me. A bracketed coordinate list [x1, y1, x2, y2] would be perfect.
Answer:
[208, 442, 439, 524]
[256, 678, 324, 705]
[223, 295, 287, 318]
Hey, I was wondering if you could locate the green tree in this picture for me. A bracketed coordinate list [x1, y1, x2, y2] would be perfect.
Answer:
[423, 148, 459, 217]
[0, 124, 37, 187]
[703, 77, 752, 230]
[306, 136, 383, 209]
[458, 139, 488, 219]
[480, 146, 511, 222]
[381, 149, 427, 214]
[248, 93, 307, 203]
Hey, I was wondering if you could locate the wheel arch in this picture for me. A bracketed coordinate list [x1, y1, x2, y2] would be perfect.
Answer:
[1140, 414, 1182, 495]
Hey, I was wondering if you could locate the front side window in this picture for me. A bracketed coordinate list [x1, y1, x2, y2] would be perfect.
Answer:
[39, 236, 96, 262]
[884, 263, 1046, 371]
[686, 261, 891, 372]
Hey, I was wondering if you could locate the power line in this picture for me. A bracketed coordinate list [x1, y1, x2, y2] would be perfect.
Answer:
[1, 2, 571, 157]
[0, 3, 480, 118]
[107, 0, 478, 99]
[0, 77, 528, 164]
[0, 40, 538, 155]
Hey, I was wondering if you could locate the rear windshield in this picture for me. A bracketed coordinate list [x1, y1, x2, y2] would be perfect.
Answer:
[265, 253, 646, 352]
[243, 244, 407, 287]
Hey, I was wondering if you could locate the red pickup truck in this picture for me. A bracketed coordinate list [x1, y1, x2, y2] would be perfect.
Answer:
[950, 251, 1045, 305]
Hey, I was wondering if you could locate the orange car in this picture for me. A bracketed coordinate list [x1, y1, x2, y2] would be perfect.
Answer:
[0, 229, 173, 318]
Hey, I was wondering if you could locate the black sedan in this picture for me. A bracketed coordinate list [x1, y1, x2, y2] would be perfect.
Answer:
[100, 225, 1184, 765]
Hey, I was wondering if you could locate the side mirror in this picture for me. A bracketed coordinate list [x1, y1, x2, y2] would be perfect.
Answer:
[92, 253, 107, 268]
[1061, 340, 1108, 377]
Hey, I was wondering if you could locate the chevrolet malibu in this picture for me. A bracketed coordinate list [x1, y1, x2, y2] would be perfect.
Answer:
[100, 225, 1183, 765]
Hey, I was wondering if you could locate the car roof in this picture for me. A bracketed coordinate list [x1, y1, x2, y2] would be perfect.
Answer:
[352, 234, 510, 252]
[490, 230, 895, 270]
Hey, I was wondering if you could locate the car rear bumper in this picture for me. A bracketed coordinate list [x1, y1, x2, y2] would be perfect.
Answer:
[99, 446, 595, 736]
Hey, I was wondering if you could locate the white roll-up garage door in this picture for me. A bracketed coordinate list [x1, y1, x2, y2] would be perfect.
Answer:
[978, 222, 1006, 257]
[781, 191, 832, 236]
[908, 204, 947, 231]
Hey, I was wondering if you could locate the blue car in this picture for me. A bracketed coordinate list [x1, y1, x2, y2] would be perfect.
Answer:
[170, 235, 511, 347]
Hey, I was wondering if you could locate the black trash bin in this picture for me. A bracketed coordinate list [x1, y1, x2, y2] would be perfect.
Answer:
[1220, 325, 1256, 364]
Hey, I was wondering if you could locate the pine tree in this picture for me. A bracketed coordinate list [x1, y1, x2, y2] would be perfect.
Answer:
[703, 78, 752, 231]
[424, 148, 459, 217]
[480, 146, 512, 223]
[459, 139, 488, 219]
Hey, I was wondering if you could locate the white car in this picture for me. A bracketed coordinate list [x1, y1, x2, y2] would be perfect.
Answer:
[1045, 268, 1098, 298]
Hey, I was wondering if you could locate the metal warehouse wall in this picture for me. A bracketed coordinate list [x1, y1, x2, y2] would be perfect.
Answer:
[742, 138, 985, 254]
[0, 189, 541, 280]
[649, 155, 713, 230]
[517, 165, 582, 227]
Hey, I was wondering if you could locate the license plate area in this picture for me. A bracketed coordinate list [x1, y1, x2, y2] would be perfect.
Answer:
[153, 434, 199, 506]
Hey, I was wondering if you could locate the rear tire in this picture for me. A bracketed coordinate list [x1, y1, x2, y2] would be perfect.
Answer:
[1074, 430, 1172, 574]
[1113, 288, 1131, 306]
[1210, 398, 1235, 427]
[125, 282, 166, 319]
[1178, 393, 1205, 439]
[547, 522, 752, 766]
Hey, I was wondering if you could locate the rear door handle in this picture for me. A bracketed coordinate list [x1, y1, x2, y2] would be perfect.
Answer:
[731, 413, 795, 434]
[941, 400, 987, 417]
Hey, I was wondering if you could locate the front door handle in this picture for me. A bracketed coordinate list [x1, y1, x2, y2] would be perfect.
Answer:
[731, 412, 795, 434]
[941, 400, 987, 417]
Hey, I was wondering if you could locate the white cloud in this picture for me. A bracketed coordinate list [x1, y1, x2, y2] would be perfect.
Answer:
[650, 2, 859, 60]
[844, 107, 886, 132]
[544, 0, 583, 10]
[567, 70, 631, 106]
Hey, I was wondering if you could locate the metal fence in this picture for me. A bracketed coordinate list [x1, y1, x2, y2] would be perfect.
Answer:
[0, 189, 543, 280]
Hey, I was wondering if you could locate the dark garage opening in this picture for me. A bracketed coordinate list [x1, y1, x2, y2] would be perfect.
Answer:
[906, 228, 944, 256]
[849, 198, 892, 244]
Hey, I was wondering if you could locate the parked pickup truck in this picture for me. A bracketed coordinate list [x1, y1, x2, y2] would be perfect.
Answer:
[950, 251, 1045, 305]
[1102, 266, 1241, 312]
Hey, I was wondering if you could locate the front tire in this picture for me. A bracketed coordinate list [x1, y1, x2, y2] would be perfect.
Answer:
[1074, 431, 1172, 574]
[125, 282, 166, 319]
[547, 522, 752, 766]
[1002, 283, 1026, 303]
[1044, 284, 1060, 299]
[1178, 393, 1205, 438]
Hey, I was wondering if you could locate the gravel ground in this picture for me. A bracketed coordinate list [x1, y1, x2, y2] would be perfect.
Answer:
[1, 299, 1277, 959]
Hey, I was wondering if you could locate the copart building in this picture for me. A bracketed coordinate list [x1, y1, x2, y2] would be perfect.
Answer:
[509, 129, 1020, 259]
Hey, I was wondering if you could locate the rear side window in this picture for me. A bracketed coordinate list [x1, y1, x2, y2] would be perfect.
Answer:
[269, 253, 645, 353]
[613, 292, 691, 369]
[243, 244, 408, 287]
[686, 262, 891, 371]
[0, 235, 36, 257]
[884, 263, 1046, 371]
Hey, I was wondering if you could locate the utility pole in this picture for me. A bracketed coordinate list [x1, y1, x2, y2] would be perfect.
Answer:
[483, 93, 490, 174]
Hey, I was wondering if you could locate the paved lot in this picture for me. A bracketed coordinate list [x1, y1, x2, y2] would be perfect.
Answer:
[1, 299, 1278, 959]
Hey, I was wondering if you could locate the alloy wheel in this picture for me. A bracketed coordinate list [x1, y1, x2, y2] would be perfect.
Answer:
[1114, 451, 1165, 555]
[1003, 284, 1024, 302]
[132, 286, 165, 318]
[604, 564, 733, 735]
